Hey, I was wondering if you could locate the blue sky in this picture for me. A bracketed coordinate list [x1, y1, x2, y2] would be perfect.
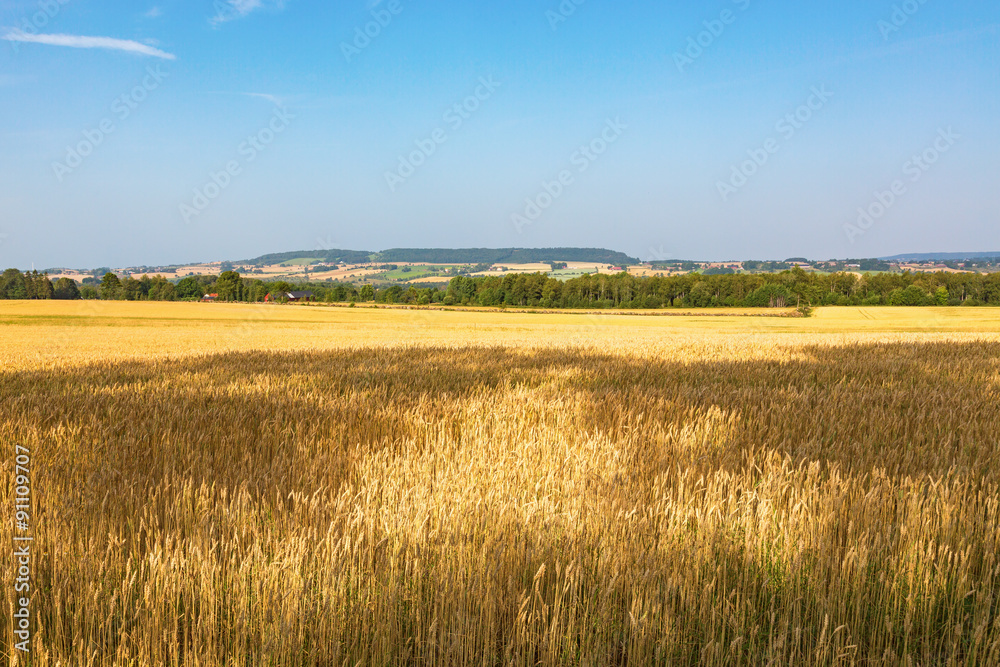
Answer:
[1, 0, 998, 268]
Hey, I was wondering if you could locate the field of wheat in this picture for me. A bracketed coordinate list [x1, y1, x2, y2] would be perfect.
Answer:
[2, 302, 999, 665]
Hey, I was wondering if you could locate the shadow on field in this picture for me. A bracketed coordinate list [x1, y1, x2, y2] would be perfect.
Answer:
[3, 340, 999, 664]
[2, 339, 998, 497]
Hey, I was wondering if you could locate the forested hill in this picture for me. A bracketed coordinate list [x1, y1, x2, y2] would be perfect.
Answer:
[241, 248, 639, 266]
[881, 251, 1000, 261]
[240, 249, 375, 265]
[378, 248, 639, 265]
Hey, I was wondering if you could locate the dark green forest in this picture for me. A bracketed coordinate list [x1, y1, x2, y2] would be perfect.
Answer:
[3, 267, 1000, 308]
[240, 249, 375, 266]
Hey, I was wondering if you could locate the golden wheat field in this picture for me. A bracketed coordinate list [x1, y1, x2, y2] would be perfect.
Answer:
[2, 301, 1000, 665]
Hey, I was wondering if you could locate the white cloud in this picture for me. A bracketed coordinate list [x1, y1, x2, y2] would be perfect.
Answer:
[145, 7, 164, 19]
[210, 0, 286, 26]
[2, 30, 176, 60]
[242, 92, 282, 105]
[209, 91, 284, 106]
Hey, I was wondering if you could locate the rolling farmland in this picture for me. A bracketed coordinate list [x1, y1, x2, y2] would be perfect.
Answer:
[2, 302, 999, 665]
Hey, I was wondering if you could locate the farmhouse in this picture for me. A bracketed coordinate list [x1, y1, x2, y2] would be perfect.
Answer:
[201, 293, 218, 302]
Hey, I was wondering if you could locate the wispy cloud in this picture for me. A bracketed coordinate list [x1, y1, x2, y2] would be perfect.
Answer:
[243, 92, 282, 105]
[208, 91, 285, 106]
[2, 30, 176, 59]
[210, 0, 286, 26]
[145, 6, 163, 19]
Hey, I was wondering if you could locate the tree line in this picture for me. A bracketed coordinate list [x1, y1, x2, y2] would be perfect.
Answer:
[2, 267, 999, 308]
[0, 269, 80, 300]
[439, 269, 1000, 308]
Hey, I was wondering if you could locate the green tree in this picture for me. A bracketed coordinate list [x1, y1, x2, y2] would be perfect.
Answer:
[380, 285, 404, 303]
[269, 281, 293, 296]
[29, 272, 54, 299]
[23, 271, 40, 299]
[902, 285, 929, 306]
[745, 284, 795, 308]
[216, 271, 243, 302]
[687, 281, 713, 308]
[0, 269, 26, 299]
[243, 279, 268, 302]
[122, 277, 142, 301]
[175, 276, 204, 300]
[53, 277, 81, 300]
[41, 274, 56, 299]
[146, 276, 175, 301]
[99, 273, 122, 300]
[477, 287, 502, 306]
[360, 284, 374, 302]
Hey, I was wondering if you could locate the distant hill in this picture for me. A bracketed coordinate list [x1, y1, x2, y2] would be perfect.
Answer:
[241, 247, 639, 266]
[881, 251, 1000, 261]
[241, 249, 375, 265]
[377, 248, 639, 265]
